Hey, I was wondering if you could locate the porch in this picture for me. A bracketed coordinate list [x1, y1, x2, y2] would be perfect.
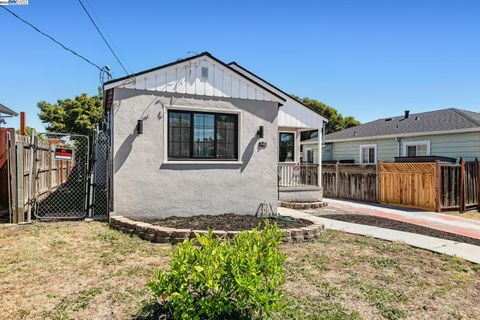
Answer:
[278, 163, 322, 202]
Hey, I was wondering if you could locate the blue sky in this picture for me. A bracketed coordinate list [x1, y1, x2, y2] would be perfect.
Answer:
[1, 0, 479, 130]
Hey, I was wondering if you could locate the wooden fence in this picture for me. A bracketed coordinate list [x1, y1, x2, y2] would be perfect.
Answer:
[322, 163, 377, 202]
[322, 159, 479, 212]
[379, 162, 437, 211]
[4, 131, 73, 223]
[439, 159, 479, 212]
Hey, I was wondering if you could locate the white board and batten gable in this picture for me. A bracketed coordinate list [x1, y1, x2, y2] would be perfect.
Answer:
[104, 52, 284, 104]
[229, 62, 328, 130]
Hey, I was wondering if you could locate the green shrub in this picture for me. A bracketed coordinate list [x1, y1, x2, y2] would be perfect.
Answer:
[147, 222, 286, 319]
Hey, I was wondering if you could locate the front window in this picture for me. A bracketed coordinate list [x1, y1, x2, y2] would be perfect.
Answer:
[403, 141, 430, 157]
[168, 110, 238, 160]
[360, 144, 376, 164]
[279, 132, 295, 162]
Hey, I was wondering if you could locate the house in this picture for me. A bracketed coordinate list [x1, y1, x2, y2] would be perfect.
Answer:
[103, 52, 327, 218]
[0, 103, 18, 126]
[322, 108, 480, 164]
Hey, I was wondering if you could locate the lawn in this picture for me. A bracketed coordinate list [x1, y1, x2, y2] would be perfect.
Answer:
[0, 221, 479, 320]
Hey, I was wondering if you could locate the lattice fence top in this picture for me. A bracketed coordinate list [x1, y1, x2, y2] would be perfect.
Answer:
[322, 164, 376, 174]
[379, 162, 436, 175]
[338, 164, 376, 174]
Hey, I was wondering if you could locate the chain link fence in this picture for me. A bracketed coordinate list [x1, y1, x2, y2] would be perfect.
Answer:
[34, 133, 90, 219]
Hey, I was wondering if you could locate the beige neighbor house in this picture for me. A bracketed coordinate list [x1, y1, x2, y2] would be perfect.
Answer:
[318, 108, 480, 164]
[103, 52, 328, 219]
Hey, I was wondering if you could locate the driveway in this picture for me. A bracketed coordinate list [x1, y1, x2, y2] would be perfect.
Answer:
[307, 198, 480, 240]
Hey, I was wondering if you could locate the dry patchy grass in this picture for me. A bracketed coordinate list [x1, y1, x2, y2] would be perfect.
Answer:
[0, 222, 479, 320]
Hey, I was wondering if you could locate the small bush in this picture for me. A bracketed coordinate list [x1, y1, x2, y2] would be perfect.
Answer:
[147, 222, 285, 319]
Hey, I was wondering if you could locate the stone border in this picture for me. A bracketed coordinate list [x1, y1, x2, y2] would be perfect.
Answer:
[279, 201, 328, 210]
[109, 215, 324, 244]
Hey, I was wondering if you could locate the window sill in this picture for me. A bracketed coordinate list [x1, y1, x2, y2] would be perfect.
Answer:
[163, 160, 243, 165]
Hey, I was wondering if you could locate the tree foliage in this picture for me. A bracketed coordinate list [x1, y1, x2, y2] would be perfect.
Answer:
[37, 92, 103, 136]
[292, 95, 361, 135]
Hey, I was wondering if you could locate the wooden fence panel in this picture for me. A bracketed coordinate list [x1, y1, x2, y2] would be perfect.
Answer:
[2, 132, 74, 223]
[464, 161, 478, 208]
[379, 162, 437, 211]
[322, 163, 377, 202]
[439, 160, 479, 212]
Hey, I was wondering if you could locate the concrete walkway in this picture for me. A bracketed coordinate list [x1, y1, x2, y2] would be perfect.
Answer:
[279, 206, 480, 264]
[319, 198, 480, 239]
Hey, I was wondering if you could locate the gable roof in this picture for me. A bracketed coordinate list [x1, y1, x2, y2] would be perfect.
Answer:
[0, 103, 18, 116]
[104, 52, 285, 104]
[325, 108, 480, 142]
[228, 62, 328, 123]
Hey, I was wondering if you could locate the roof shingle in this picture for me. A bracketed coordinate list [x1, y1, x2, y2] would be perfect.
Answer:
[325, 108, 480, 142]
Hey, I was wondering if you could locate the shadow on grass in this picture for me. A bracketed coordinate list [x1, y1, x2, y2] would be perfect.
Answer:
[133, 301, 172, 320]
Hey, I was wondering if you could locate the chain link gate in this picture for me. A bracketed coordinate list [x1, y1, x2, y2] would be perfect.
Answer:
[90, 129, 110, 218]
[34, 133, 90, 219]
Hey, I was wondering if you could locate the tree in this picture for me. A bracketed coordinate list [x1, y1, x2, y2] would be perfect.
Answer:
[293, 96, 360, 135]
[38, 92, 103, 136]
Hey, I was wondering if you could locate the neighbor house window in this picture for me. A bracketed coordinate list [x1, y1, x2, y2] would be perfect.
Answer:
[359, 144, 377, 164]
[402, 141, 430, 157]
[279, 132, 295, 162]
[168, 110, 238, 160]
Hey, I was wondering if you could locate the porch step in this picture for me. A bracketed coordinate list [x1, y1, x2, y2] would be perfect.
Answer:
[279, 201, 328, 210]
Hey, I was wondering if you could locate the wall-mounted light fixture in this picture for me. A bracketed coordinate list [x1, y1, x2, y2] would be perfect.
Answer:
[256, 126, 264, 138]
[136, 119, 143, 135]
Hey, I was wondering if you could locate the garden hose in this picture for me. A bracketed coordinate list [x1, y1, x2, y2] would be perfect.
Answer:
[258, 202, 297, 222]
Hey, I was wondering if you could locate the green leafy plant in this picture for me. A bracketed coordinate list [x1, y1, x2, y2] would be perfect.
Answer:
[147, 223, 286, 319]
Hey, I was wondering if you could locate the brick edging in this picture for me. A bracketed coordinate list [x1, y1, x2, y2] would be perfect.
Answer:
[109, 216, 324, 244]
[279, 201, 328, 210]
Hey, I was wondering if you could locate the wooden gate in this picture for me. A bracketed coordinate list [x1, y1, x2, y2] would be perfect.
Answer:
[379, 162, 437, 211]
[322, 163, 377, 202]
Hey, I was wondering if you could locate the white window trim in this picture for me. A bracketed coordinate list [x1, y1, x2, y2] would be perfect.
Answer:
[402, 140, 431, 156]
[359, 144, 377, 164]
[163, 105, 242, 164]
[278, 130, 297, 163]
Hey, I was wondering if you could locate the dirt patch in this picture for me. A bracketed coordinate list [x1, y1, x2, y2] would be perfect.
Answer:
[322, 214, 480, 246]
[135, 213, 313, 231]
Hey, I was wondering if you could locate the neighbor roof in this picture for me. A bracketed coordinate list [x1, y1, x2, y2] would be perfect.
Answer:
[0, 103, 18, 116]
[325, 108, 480, 142]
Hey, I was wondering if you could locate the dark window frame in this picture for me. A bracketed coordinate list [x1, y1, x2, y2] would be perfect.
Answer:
[167, 110, 239, 161]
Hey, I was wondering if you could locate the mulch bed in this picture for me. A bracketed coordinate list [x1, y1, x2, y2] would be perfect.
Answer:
[136, 213, 313, 231]
[322, 214, 480, 246]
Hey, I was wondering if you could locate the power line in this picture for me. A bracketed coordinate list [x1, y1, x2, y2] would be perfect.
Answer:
[77, 0, 130, 76]
[83, 0, 132, 73]
[1, 6, 103, 72]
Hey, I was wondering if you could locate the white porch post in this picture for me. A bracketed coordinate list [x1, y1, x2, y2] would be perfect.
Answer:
[317, 127, 322, 187]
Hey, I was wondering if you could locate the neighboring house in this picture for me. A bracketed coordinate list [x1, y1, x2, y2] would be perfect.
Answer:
[103, 52, 327, 218]
[300, 131, 320, 164]
[323, 108, 480, 164]
[0, 103, 18, 126]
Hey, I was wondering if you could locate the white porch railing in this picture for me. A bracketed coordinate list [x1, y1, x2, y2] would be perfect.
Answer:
[278, 163, 319, 187]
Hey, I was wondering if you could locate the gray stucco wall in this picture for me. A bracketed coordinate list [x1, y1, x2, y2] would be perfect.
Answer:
[112, 88, 279, 218]
[327, 131, 480, 163]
